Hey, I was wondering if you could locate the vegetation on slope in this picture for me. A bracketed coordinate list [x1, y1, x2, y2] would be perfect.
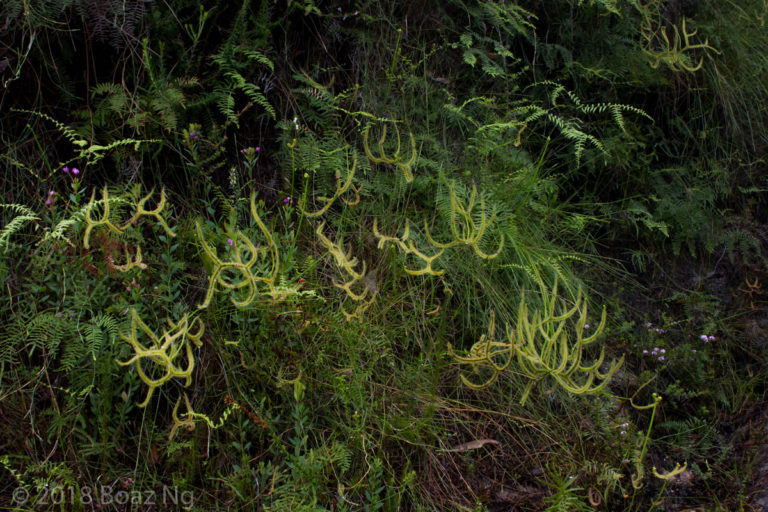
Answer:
[1, 0, 767, 510]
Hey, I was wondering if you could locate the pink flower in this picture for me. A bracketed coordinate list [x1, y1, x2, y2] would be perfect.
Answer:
[584, 324, 590, 329]
[255, 146, 260, 152]
[708, 335, 716, 342]
[283, 197, 291, 204]
[45, 199, 52, 205]
[227, 239, 234, 246]
[658, 356, 664, 361]
[72, 168, 80, 175]
[700, 335, 708, 341]
[62, 166, 69, 173]
[49, 190, 54, 196]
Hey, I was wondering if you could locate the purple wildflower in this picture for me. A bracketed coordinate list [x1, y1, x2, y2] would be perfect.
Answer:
[63, 166, 69, 173]
[227, 238, 234, 246]
[72, 168, 79, 175]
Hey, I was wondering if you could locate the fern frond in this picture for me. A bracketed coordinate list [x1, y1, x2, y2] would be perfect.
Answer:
[0, 204, 39, 251]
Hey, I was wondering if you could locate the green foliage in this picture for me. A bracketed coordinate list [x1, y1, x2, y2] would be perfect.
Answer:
[1, 0, 764, 510]
[14, 109, 159, 167]
[0, 203, 39, 251]
[542, 463, 593, 512]
[209, 44, 276, 124]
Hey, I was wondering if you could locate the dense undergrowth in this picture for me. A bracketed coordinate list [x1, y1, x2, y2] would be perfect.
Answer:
[1, 0, 767, 510]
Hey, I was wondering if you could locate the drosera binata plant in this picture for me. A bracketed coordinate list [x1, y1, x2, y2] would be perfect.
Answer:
[315, 221, 374, 320]
[363, 121, 417, 183]
[373, 181, 504, 276]
[168, 392, 245, 441]
[301, 152, 362, 218]
[82, 186, 175, 249]
[424, 181, 504, 260]
[195, 191, 280, 308]
[450, 280, 624, 405]
[373, 218, 445, 276]
[117, 308, 204, 407]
